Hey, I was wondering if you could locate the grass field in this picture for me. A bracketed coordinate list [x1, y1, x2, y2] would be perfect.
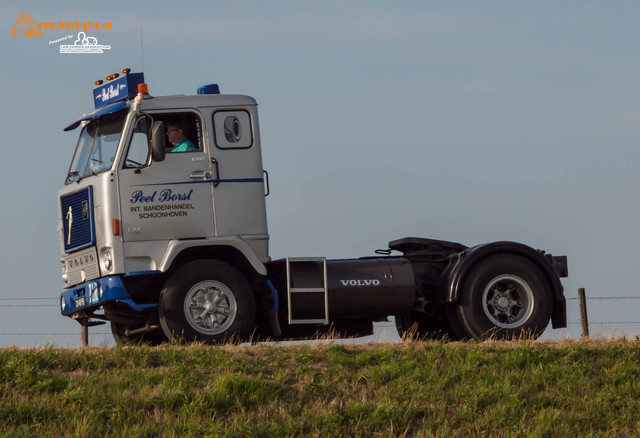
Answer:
[1, 339, 639, 437]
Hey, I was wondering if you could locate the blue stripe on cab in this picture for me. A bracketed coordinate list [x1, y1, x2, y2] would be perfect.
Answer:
[133, 178, 264, 187]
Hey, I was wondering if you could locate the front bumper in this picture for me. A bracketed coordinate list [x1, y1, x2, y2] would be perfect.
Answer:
[60, 275, 157, 317]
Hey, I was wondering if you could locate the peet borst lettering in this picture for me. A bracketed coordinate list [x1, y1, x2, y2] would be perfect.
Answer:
[130, 190, 157, 203]
[158, 189, 193, 202]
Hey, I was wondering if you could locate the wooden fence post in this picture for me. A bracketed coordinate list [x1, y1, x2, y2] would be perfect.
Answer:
[578, 288, 589, 339]
[81, 325, 88, 347]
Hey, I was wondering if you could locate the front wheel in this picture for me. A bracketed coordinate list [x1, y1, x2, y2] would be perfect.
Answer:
[159, 260, 256, 344]
[455, 254, 553, 340]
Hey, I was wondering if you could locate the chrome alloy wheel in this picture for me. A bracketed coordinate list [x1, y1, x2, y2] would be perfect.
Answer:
[184, 280, 238, 335]
[481, 274, 535, 329]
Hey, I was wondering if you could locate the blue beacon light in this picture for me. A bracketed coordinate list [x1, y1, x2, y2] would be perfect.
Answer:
[197, 84, 220, 95]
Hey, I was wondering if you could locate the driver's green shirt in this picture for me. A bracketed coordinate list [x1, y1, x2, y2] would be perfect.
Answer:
[171, 138, 196, 152]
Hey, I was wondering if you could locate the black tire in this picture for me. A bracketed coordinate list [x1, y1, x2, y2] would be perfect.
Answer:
[158, 260, 256, 344]
[455, 254, 552, 340]
[110, 321, 167, 346]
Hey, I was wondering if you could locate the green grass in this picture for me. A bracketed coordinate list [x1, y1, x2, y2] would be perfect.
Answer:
[1, 339, 640, 437]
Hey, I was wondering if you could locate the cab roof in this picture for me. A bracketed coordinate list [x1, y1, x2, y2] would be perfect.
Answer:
[138, 93, 257, 110]
[63, 93, 257, 131]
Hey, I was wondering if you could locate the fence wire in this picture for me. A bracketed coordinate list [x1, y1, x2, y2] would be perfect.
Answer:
[0, 333, 111, 336]
[1, 293, 639, 337]
[565, 296, 640, 300]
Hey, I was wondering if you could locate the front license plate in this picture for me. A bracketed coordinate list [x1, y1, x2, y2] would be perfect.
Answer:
[75, 297, 85, 307]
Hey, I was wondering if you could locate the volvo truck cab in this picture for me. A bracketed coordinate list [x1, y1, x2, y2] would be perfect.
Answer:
[58, 70, 568, 344]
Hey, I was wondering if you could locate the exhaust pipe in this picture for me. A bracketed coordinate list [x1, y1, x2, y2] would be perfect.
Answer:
[124, 322, 160, 336]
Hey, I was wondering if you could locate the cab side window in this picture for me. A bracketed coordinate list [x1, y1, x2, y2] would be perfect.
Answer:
[213, 110, 253, 149]
[158, 113, 202, 153]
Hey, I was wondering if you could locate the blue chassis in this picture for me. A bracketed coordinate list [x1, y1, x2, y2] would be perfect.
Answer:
[60, 275, 158, 317]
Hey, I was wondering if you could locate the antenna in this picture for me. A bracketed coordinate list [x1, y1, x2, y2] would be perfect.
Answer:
[140, 26, 144, 72]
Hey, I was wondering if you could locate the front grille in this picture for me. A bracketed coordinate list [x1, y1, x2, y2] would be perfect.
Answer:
[63, 247, 100, 285]
[60, 186, 95, 253]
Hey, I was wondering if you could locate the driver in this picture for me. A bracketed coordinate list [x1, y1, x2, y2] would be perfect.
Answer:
[166, 120, 196, 152]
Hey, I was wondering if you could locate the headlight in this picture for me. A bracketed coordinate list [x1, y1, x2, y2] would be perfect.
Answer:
[62, 265, 68, 284]
[103, 251, 112, 271]
[61, 296, 66, 311]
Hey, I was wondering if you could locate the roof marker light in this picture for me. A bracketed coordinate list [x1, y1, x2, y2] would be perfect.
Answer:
[106, 73, 120, 81]
[95, 80, 103, 86]
[122, 68, 131, 74]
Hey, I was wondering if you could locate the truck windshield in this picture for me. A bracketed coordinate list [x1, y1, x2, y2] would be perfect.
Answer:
[66, 112, 126, 184]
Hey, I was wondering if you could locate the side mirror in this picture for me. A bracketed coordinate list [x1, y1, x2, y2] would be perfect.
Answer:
[150, 121, 166, 162]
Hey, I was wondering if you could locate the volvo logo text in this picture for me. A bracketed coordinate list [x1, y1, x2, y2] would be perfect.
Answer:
[340, 279, 380, 287]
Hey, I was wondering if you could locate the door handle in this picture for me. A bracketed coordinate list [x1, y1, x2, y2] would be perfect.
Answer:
[263, 170, 270, 197]
[211, 157, 220, 188]
[190, 171, 210, 179]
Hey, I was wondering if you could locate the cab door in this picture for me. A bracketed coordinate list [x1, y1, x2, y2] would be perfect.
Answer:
[118, 113, 215, 242]
[207, 107, 268, 238]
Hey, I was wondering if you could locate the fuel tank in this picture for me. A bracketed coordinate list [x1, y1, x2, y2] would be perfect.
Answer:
[268, 257, 416, 322]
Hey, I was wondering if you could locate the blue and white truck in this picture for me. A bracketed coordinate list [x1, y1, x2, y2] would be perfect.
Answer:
[58, 69, 569, 344]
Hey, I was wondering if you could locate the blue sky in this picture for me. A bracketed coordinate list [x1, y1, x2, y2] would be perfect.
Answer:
[1, 1, 639, 346]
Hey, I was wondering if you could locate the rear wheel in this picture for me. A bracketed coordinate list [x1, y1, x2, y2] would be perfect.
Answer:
[455, 254, 552, 340]
[159, 260, 256, 344]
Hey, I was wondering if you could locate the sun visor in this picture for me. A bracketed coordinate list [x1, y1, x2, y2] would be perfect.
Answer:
[63, 100, 129, 132]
